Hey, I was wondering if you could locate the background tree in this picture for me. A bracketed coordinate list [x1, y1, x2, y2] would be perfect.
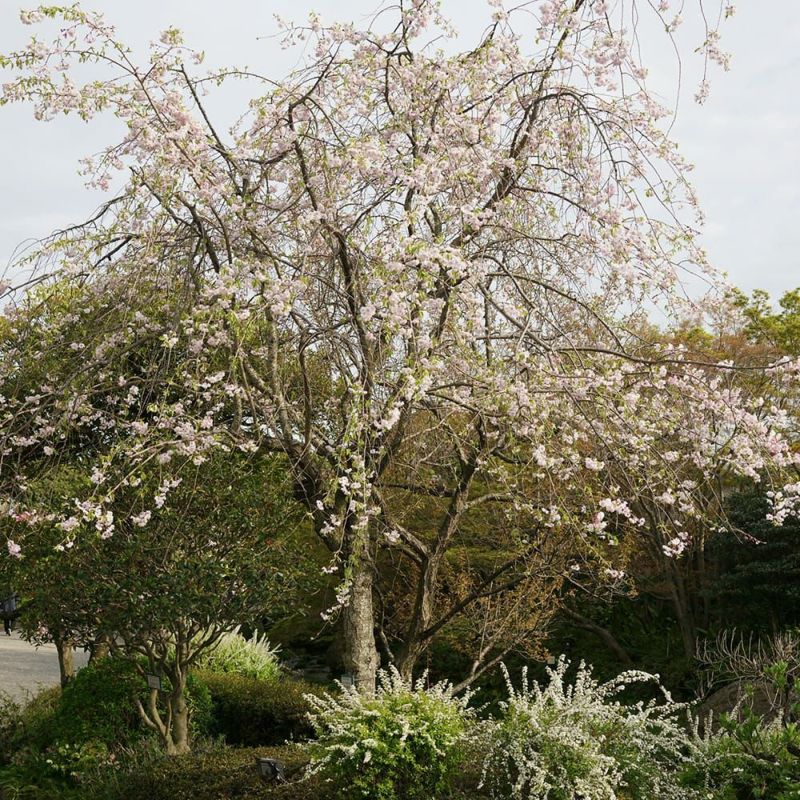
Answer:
[732, 288, 800, 357]
[550, 289, 800, 686]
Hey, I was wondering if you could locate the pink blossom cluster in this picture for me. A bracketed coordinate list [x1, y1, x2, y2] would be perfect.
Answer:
[0, 1, 794, 582]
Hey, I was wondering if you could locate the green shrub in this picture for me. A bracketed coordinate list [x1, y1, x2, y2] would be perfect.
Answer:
[92, 744, 324, 800]
[0, 688, 90, 799]
[683, 630, 800, 798]
[306, 668, 474, 800]
[185, 671, 214, 739]
[194, 628, 281, 682]
[0, 692, 22, 763]
[52, 655, 212, 746]
[0, 686, 60, 763]
[682, 708, 800, 799]
[198, 671, 319, 746]
[0, 757, 84, 800]
[479, 659, 694, 800]
[43, 739, 116, 782]
[51, 657, 145, 749]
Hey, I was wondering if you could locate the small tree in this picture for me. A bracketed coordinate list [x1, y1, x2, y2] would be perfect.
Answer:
[1, 453, 310, 754]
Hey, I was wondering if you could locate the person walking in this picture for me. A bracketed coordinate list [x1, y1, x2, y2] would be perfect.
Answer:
[2, 592, 18, 635]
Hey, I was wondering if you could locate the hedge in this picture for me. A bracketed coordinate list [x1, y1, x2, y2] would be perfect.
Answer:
[103, 745, 332, 800]
[196, 671, 322, 746]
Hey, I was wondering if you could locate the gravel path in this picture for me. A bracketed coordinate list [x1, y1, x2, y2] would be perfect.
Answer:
[0, 630, 89, 702]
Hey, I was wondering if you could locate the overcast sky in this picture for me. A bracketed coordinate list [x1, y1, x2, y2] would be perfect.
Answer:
[1, 1, 798, 299]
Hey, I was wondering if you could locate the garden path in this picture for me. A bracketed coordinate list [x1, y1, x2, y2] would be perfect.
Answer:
[0, 630, 89, 701]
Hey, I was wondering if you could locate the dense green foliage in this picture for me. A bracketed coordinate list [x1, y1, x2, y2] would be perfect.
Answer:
[198, 671, 320, 746]
[0, 658, 146, 784]
[709, 491, 800, 632]
[2, 454, 313, 651]
[47, 658, 146, 749]
[732, 287, 800, 355]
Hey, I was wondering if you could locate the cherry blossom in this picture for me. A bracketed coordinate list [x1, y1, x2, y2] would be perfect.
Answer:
[0, 0, 795, 690]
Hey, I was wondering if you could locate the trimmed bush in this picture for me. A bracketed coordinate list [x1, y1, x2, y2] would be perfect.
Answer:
[95, 744, 325, 800]
[197, 671, 320, 746]
[306, 668, 474, 800]
[52, 657, 145, 749]
[480, 659, 694, 800]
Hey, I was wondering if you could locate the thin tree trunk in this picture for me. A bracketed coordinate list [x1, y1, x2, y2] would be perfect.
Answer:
[395, 457, 478, 680]
[396, 649, 420, 682]
[89, 635, 111, 664]
[668, 572, 697, 662]
[55, 637, 75, 687]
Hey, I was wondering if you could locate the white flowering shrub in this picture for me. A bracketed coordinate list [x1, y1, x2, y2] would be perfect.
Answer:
[681, 712, 800, 799]
[480, 659, 695, 800]
[305, 667, 473, 800]
[194, 627, 281, 682]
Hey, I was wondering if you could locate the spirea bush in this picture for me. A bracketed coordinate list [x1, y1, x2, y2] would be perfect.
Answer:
[682, 709, 800, 800]
[479, 659, 694, 800]
[306, 667, 474, 800]
[194, 627, 281, 682]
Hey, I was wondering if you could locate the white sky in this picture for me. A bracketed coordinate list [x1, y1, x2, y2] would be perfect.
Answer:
[0, 1, 798, 299]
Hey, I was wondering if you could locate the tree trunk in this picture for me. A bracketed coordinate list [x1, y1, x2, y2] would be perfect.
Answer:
[134, 668, 191, 755]
[55, 637, 75, 687]
[668, 573, 697, 662]
[166, 685, 191, 755]
[342, 560, 379, 694]
[89, 635, 110, 664]
[396, 647, 421, 682]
